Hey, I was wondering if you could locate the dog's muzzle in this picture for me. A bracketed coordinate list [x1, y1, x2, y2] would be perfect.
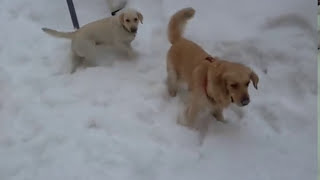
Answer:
[240, 97, 250, 106]
[130, 27, 137, 33]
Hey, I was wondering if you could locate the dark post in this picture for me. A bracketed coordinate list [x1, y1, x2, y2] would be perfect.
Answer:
[66, 0, 80, 29]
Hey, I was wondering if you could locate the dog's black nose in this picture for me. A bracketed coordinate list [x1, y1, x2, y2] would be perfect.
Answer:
[241, 97, 250, 106]
[131, 27, 137, 33]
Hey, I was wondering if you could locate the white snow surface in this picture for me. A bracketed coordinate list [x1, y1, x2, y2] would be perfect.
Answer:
[0, 0, 317, 179]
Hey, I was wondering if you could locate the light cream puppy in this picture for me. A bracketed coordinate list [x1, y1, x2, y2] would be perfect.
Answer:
[42, 8, 143, 73]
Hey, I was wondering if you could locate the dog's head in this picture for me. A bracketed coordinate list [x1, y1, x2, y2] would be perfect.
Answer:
[119, 9, 143, 33]
[208, 62, 259, 107]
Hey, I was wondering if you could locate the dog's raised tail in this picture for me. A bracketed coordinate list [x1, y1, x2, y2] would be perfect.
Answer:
[42, 28, 76, 39]
[168, 7, 195, 44]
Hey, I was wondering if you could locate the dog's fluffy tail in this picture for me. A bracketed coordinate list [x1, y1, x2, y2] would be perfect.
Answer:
[168, 7, 195, 44]
[42, 28, 76, 39]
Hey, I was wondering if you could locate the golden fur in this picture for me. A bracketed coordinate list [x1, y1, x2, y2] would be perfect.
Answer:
[166, 7, 259, 129]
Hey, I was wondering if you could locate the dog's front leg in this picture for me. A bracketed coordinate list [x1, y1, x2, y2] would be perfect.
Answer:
[70, 51, 84, 73]
[125, 43, 134, 57]
[71, 38, 97, 72]
[211, 108, 226, 123]
[179, 63, 209, 129]
[178, 91, 204, 130]
[178, 102, 199, 129]
[185, 101, 201, 129]
[115, 41, 134, 57]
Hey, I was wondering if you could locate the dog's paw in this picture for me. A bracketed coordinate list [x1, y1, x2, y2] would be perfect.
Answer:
[70, 66, 78, 74]
[211, 111, 227, 124]
[213, 115, 228, 124]
[127, 50, 138, 59]
[168, 89, 177, 97]
[127, 52, 134, 58]
[177, 112, 188, 127]
[216, 118, 228, 124]
[177, 109, 198, 131]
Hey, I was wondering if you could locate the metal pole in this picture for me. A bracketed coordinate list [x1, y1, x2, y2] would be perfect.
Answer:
[66, 0, 80, 29]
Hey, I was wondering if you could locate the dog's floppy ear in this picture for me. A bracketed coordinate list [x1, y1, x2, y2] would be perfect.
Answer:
[221, 72, 232, 93]
[250, 70, 259, 90]
[208, 66, 230, 104]
[137, 11, 143, 24]
[191, 62, 208, 90]
[119, 13, 125, 25]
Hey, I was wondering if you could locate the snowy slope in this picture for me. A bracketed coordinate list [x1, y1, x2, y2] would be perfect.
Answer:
[0, 0, 317, 179]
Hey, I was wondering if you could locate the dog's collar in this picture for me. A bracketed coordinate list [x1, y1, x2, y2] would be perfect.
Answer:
[205, 56, 215, 62]
[111, 8, 122, 16]
[203, 56, 216, 103]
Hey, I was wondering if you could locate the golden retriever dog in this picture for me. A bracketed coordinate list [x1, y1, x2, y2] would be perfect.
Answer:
[166, 7, 259, 129]
[42, 8, 143, 73]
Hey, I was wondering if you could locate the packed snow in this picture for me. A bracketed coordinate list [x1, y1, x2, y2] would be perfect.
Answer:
[0, 0, 317, 179]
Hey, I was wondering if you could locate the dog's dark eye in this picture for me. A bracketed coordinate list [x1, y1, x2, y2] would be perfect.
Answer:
[231, 83, 238, 89]
[126, 19, 130, 22]
[134, 18, 138, 22]
[245, 82, 250, 87]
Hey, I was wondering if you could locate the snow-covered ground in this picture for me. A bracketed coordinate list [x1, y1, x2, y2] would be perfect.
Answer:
[0, 0, 317, 179]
